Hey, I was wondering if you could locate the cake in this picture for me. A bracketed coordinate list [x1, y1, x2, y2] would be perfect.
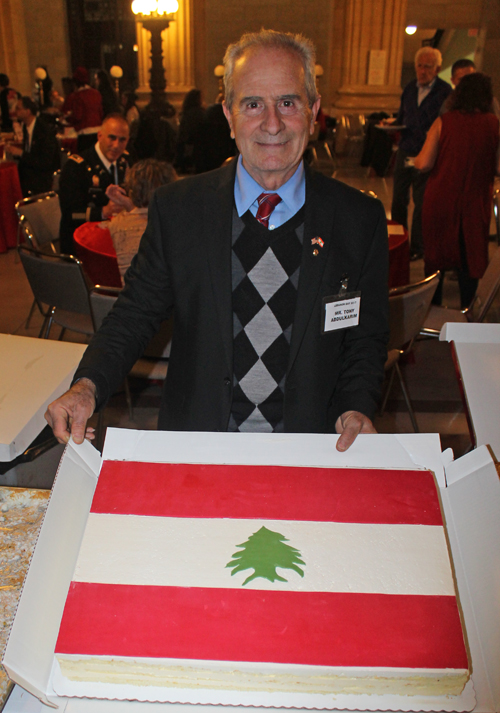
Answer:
[54, 461, 470, 699]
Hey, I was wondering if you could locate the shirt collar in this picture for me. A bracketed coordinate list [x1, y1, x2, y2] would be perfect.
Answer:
[417, 77, 437, 91]
[95, 142, 113, 171]
[26, 117, 36, 138]
[234, 154, 305, 217]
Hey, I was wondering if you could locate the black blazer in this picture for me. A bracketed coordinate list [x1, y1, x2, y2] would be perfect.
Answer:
[396, 77, 452, 155]
[75, 159, 389, 433]
[18, 118, 59, 196]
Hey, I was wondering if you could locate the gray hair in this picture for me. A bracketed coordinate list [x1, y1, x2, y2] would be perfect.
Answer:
[415, 46, 442, 68]
[223, 29, 319, 111]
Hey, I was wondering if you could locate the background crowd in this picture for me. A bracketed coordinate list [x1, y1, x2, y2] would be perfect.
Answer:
[1, 50, 499, 315]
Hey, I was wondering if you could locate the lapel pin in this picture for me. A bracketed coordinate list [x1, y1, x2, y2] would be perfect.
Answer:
[311, 237, 324, 256]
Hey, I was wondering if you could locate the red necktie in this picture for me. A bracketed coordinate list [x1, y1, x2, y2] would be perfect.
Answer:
[255, 192, 282, 228]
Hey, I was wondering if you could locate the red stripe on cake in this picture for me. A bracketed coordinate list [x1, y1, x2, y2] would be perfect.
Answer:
[56, 583, 467, 670]
[92, 463, 443, 525]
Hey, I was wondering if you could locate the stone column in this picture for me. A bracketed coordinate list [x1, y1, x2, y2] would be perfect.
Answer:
[332, 0, 407, 114]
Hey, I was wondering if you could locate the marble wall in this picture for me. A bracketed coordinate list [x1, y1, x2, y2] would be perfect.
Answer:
[0, 0, 71, 96]
[1, 0, 498, 114]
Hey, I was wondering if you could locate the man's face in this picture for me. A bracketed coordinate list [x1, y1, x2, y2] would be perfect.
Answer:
[415, 53, 439, 86]
[452, 66, 475, 87]
[223, 47, 320, 190]
[16, 100, 31, 125]
[98, 118, 129, 163]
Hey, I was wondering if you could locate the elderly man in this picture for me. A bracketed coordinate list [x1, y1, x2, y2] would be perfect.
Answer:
[58, 113, 130, 254]
[7, 96, 59, 196]
[391, 47, 451, 261]
[46, 30, 388, 452]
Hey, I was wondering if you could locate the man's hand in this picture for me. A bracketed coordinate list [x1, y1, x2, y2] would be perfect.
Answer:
[5, 143, 22, 157]
[101, 200, 125, 219]
[335, 410, 377, 452]
[45, 378, 97, 445]
[105, 184, 134, 212]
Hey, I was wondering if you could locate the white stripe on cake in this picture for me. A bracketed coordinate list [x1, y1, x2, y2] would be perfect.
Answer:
[73, 514, 455, 595]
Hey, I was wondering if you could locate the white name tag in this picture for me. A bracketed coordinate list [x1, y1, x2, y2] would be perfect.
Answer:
[323, 293, 361, 332]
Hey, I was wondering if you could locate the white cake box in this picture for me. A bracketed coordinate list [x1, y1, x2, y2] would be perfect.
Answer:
[2, 430, 500, 713]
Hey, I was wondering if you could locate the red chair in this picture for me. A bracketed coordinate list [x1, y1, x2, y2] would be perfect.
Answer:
[73, 222, 122, 288]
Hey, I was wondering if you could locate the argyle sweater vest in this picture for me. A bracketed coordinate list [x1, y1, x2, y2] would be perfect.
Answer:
[228, 206, 305, 432]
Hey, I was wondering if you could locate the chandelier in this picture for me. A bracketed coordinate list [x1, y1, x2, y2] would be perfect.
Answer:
[131, 0, 179, 17]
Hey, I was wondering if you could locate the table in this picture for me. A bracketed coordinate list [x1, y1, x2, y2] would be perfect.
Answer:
[4, 432, 500, 712]
[0, 335, 86, 462]
[73, 221, 122, 288]
[0, 487, 50, 709]
[387, 220, 410, 288]
[0, 161, 23, 254]
[440, 323, 500, 459]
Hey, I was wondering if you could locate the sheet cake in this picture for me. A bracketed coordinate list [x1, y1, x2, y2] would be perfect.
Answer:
[55, 462, 470, 699]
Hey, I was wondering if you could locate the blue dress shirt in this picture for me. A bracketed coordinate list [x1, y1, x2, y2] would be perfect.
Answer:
[234, 155, 305, 230]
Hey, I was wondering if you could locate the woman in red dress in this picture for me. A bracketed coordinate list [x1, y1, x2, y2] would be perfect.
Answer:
[414, 73, 500, 307]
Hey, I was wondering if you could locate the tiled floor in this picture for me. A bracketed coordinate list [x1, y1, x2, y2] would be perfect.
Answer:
[2, 155, 499, 463]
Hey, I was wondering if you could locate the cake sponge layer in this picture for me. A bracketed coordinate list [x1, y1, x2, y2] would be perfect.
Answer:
[56, 655, 470, 697]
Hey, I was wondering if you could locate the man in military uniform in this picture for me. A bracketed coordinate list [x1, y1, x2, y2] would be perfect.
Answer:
[59, 113, 130, 254]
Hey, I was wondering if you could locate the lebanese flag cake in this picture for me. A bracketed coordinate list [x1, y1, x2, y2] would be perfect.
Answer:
[54, 462, 470, 698]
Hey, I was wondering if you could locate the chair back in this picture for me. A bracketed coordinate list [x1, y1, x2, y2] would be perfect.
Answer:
[387, 273, 440, 351]
[16, 192, 61, 251]
[90, 286, 120, 330]
[468, 247, 500, 322]
[90, 287, 172, 357]
[19, 245, 94, 323]
[346, 114, 366, 138]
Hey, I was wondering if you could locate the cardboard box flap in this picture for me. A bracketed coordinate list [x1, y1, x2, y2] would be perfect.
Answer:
[8, 431, 499, 712]
[443, 446, 500, 712]
[101, 429, 445, 482]
[2, 441, 100, 707]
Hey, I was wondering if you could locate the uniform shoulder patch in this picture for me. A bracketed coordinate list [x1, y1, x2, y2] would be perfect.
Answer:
[69, 154, 85, 163]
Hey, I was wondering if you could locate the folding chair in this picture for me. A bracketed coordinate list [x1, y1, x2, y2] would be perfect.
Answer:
[420, 247, 500, 337]
[18, 245, 95, 339]
[380, 272, 440, 432]
[16, 191, 61, 253]
[90, 286, 170, 421]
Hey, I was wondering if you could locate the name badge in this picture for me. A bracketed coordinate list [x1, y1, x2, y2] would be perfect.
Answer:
[322, 291, 361, 333]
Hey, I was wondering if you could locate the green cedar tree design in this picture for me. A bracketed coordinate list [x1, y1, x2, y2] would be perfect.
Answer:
[226, 526, 305, 586]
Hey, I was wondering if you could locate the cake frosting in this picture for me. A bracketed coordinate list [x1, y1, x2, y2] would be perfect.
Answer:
[55, 462, 470, 699]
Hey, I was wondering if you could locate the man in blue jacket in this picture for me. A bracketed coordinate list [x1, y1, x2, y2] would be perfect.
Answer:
[391, 47, 451, 260]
